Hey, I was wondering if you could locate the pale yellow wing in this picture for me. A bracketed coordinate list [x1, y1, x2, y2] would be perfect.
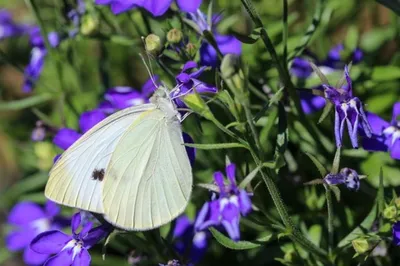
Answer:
[45, 104, 155, 213]
[102, 109, 192, 230]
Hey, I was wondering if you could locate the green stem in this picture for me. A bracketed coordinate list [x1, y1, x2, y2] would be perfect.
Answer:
[283, 0, 289, 65]
[240, 0, 330, 157]
[324, 184, 334, 255]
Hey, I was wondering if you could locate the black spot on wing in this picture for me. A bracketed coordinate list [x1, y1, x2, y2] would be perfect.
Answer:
[92, 169, 105, 182]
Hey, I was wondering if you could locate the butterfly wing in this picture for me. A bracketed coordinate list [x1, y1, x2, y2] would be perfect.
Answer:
[45, 104, 155, 213]
[102, 109, 192, 230]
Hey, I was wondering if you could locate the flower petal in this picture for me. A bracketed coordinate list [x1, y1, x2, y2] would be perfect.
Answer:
[79, 110, 106, 133]
[181, 61, 197, 72]
[6, 229, 36, 251]
[389, 139, 400, 160]
[213, 172, 225, 193]
[83, 224, 111, 249]
[72, 248, 91, 266]
[142, 0, 172, 16]
[221, 218, 240, 241]
[183, 133, 196, 166]
[7, 201, 46, 225]
[173, 215, 192, 238]
[24, 246, 50, 265]
[44, 249, 73, 266]
[366, 112, 389, 135]
[45, 201, 60, 217]
[176, 0, 202, 12]
[31, 230, 71, 254]
[238, 190, 252, 216]
[362, 136, 388, 152]
[53, 128, 82, 150]
[392, 102, 400, 124]
[225, 164, 236, 186]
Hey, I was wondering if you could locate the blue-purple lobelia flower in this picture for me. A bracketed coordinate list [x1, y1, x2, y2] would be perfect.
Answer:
[392, 221, 400, 246]
[194, 164, 252, 241]
[53, 109, 106, 150]
[95, 0, 201, 16]
[22, 27, 61, 92]
[0, 10, 30, 40]
[6, 201, 65, 265]
[171, 61, 217, 107]
[98, 76, 159, 114]
[362, 103, 400, 160]
[31, 212, 111, 266]
[291, 45, 364, 114]
[323, 65, 372, 148]
[187, 11, 241, 67]
[173, 215, 208, 263]
[324, 167, 361, 191]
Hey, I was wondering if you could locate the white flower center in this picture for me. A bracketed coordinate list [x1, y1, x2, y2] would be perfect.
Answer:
[30, 218, 51, 234]
[63, 239, 84, 261]
[383, 125, 400, 145]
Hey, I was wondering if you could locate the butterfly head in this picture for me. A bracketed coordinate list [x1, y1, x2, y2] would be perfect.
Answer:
[150, 86, 181, 122]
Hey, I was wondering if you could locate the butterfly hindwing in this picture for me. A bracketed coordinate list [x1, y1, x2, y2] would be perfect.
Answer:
[102, 109, 192, 230]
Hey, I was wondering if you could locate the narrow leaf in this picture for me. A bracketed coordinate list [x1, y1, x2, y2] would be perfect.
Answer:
[330, 186, 341, 202]
[331, 147, 342, 174]
[197, 183, 220, 193]
[304, 152, 328, 177]
[209, 227, 272, 250]
[0, 94, 54, 111]
[318, 101, 333, 124]
[239, 166, 261, 189]
[184, 142, 249, 150]
[309, 61, 330, 85]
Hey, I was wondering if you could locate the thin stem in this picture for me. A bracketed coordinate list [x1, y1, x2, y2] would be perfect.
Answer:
[283, 0, 289, 65]
[324, 184, 334, 255]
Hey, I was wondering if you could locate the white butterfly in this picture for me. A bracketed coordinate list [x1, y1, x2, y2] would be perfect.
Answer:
[45, 88, 193, 231]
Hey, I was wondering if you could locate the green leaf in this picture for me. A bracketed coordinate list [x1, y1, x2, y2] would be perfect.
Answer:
[330, 186, 341, 202]
[209, 227, 272, 250]
[233, 27, 262, 44]
[318, 101, 333, 124]
[239, 166, 261, 189]
[0, 94, 54, 111]
[377, 167, 385, 216]
[184, 142, 249, 150]
[371, 66, 400, 81]
[344, 25, 359, 52]
[337, 201, 377, 248]
[309, 62, 330, 85]
[376, 0, 400, 16]
[304, 152, 328, 177]
[0, 172, 48, 208]
[331, 147, 341, 174]
[360, 27, 396, 52]
[196, 183, 220, 193]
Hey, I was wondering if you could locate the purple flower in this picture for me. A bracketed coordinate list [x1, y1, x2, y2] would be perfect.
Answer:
[22, 47, 47, 93]
[171, 61, 216, 107]
[392, 221, 400, 246]
[159, 259, 182, 266]
[0, 10, 30, 40]
[53, 110, 106, 150]
[362, 102, 400, 160]
[194, 164, 252, 241]
[95, 0, 201, 16]
[98, 76, 158, 114]
[173, 215, 208, 263]
[6, 201, 63, 265]
[31, 121, 46, 141]
[31, 212, 111, 266]
[292, 45, 364, 114]
[323, 167, 360, 191]
[323, 65, 372, 148]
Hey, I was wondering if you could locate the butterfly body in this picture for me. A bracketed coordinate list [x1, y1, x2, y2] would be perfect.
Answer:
[45, 89, 192, 231]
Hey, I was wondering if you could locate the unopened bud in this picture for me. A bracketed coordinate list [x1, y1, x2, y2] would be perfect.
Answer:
[352, 238, 370, 254]
[80, 15, 99, 36]
[383, 205, 397, 220]
[185, 43, 197, 58]
[167, 28, 183, 44]
[145, 34, 163, 55]
[395, 198, 400, 209]
[221, 54, 248, 104]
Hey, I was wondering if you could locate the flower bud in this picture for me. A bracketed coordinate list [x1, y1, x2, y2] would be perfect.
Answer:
[352, 238, 370, 254]
[80, 15, 99, 36]
[383, 205, 397, 220]
[167, 28, 183, 44]
[395, 197, 400, 209]
[145, 34, 163, 56]
[185, 43, 197, 58]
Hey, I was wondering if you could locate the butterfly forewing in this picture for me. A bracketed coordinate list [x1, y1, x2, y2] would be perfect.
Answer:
[102, 109, 192, 230]
[45, 104, 155, 213]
